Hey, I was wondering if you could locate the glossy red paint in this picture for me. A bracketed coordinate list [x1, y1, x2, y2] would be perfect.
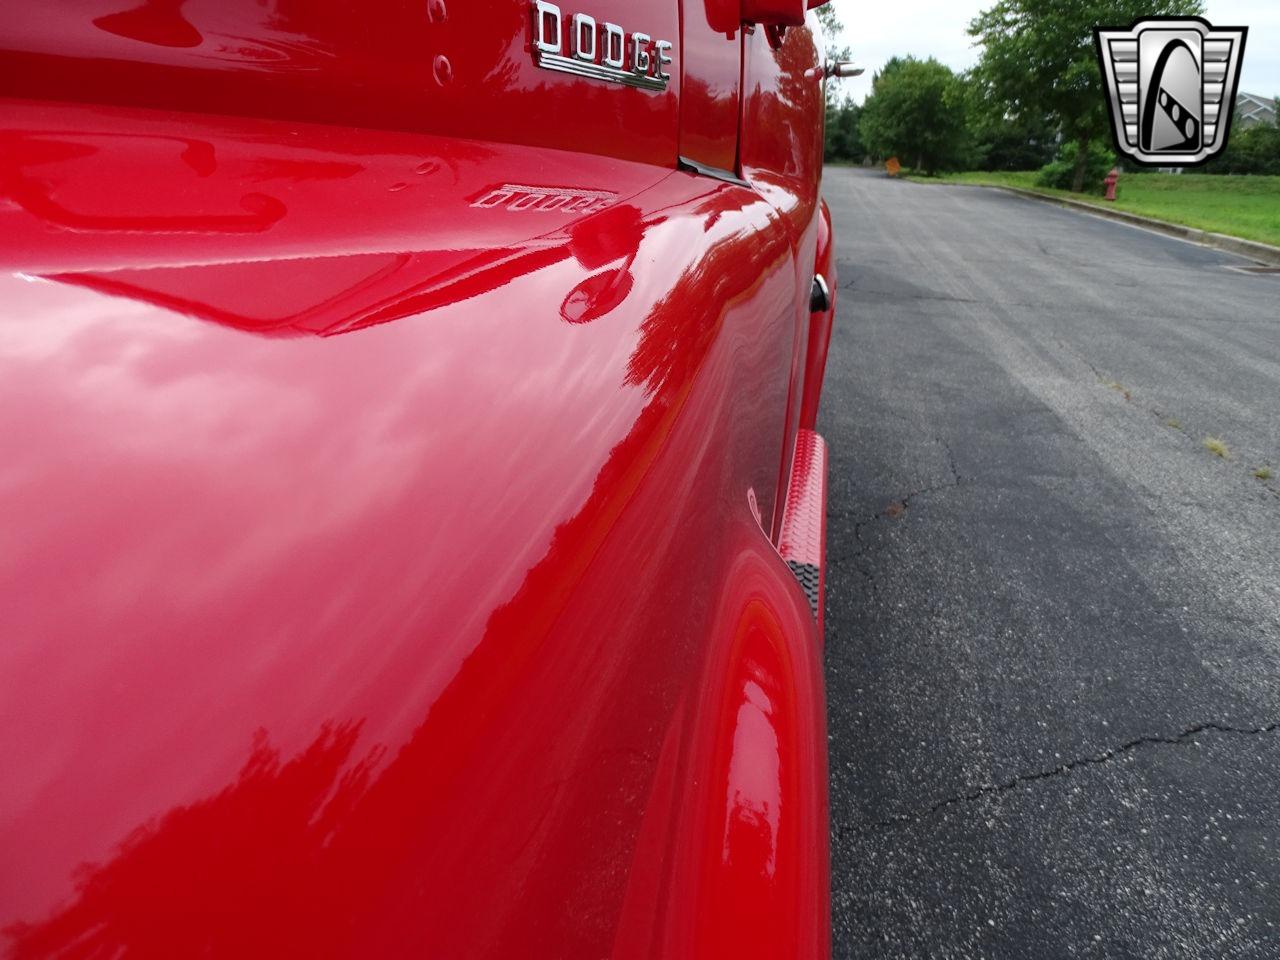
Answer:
[800, 199, 836, 432]
[0, 0, 681, 166]
[740, 0, 809, 27]
[738, 19, 825, 543]
[677, 0, 742, 173]
[0, 2, 834, 956]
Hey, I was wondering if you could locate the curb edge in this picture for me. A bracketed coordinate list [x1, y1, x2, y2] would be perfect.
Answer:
[922, 180, 1280, 267]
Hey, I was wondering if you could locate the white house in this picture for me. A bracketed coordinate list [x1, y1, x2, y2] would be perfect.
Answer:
[1236, 92, 1277, 128]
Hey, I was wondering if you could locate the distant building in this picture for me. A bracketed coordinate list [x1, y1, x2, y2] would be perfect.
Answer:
[1236, 92, 1277, 128]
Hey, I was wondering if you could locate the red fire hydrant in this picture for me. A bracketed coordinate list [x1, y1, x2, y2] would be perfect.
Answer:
[1104, 167, 1120, 202]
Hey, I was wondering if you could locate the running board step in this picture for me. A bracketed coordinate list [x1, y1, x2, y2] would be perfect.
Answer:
[777, 429, 828, 638]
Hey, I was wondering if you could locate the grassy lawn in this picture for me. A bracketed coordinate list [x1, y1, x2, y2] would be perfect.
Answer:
[908, 170, 1280, 248]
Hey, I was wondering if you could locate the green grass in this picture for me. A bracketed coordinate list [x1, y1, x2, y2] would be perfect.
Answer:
[1203, 437, 1231, 459]
[1256, 466, 1274, 481]
[906, 171, 1280, 248]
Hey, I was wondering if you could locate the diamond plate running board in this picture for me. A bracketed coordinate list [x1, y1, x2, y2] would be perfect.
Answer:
[777, 429, 828, 639]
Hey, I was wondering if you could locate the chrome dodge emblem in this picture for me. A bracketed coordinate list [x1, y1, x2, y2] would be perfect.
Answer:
[1096, 17, 1247, 166]
[530, 1, 673, 92]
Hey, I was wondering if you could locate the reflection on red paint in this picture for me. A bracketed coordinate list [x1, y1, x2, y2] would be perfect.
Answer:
[0, 84, 830, 958]
[726, 678, 783, 878]
[94, 0, 202, 48]
[561, 268, 634, 323]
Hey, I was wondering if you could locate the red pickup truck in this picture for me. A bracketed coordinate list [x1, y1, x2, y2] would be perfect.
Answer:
[0, 2, 837, 956]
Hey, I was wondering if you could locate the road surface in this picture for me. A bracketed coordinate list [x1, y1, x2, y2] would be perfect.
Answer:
[819, 167, 1280, 959]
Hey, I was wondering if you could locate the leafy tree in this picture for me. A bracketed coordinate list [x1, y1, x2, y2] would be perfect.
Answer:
[973, 114, 1059, 170]
[812, 3, 851, 108]
[1037, 138, 1117, 191]
[1208, 117, 1280, 174]
[825, 95, 863, 162]
[813, 4, 865, 162]
[962, 74, 1057, 170]
[858, 57, 970, 174]
[969, 0, 1204, 191]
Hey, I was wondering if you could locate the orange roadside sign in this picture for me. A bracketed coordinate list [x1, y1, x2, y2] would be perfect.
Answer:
[885, 157, 901, 176]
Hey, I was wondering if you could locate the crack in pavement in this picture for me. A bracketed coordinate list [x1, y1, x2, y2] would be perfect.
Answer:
[829, 439, 967, 587]
[878, 437, 964, 521]
[940, 437, 963, 487]
[838, 721, 1280, 839]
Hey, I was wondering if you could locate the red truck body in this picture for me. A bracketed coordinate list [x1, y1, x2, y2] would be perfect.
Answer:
[0, 2, 836, 956]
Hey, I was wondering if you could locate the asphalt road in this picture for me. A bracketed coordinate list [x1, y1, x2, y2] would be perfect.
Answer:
[819, 167, 1280, 959]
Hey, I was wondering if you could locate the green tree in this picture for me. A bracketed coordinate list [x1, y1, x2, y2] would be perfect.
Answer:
[813, 3, 851, 108]
[1208, 117, 1280, 174]
[825, 95, 864, 162]
[963, 73, 1057, 170]
[1036, 138, 1117, 191]
[814, 4, 864, 162]
[969, 0, 1204, 192]
[858, 57, 970, 174]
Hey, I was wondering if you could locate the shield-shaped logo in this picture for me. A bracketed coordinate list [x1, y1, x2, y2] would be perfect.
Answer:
[1095, 17, 1248, 166]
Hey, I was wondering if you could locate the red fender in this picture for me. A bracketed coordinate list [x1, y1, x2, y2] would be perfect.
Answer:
[612, 521, 830, 960]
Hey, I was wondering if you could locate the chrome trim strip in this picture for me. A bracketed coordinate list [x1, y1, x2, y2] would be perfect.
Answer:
[533, 51, 668, 91]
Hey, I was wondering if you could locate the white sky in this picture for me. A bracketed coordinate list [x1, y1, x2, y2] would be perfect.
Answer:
[825, 0, 1280, 104]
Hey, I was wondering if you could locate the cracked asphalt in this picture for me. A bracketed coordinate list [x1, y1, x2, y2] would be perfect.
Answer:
[819, 167, 1280, 959]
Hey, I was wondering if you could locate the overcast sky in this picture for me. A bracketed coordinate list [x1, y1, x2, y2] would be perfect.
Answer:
[825, 0, 1280, 104]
